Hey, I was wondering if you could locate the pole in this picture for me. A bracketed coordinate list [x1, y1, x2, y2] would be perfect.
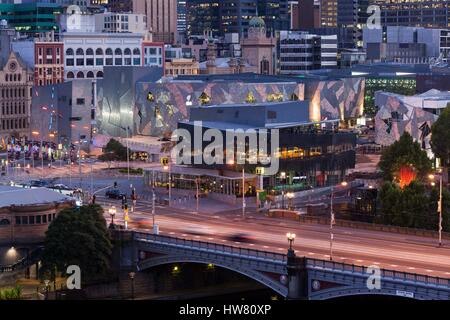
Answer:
[78, 142, 82, 189]
[439, 174, 443, 247]
[196, 178, 199, 214]
[152, 170, 156, 228]
[330, 185, 335, 261]
[168, 158, 172, 207]
[242, 168, 245, 219]
[126, 128, 130, 181]
[41, 137, 44, 180]
[90, 159, 93, 195]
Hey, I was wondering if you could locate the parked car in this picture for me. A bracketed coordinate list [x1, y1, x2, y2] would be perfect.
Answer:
[106, 189, 126, 199]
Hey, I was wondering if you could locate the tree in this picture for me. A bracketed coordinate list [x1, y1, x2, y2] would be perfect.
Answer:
[41, 205, 113, 284]
[378, 132, 432, 184]
[98, 138, 129, 162]
[431, 103, 450, 183]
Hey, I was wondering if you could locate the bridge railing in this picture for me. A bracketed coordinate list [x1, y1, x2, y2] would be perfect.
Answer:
[307, 258, 450, 288]
[133, 231, 287, 263]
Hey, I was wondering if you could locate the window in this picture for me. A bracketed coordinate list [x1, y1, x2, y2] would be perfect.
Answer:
[46, 48, 53, 56]
[96, 58, 103, 66]
[124, 48, 131, 55]
[96, 71, 104, 78]
[105, 48, 113, 55]
[96, 48, 103, 55]
[115, 48, 122, 55]
[21, 216, 28, 225]
[133, 58, 141, 65]
[133, 48, 140, 55]
[86, 58, 94, 66]
[67, 71, 75, 79]
[86, 48, 94, 55]
[76, 72, 84, 79]
[115, 58, 123, 65]
[76, 48, 84, 55]
[48, 214, 52, 222]
[36, 215, 41, 224]
[66, 58, 74, 66]
[66, 48, 74, 55]
[15, 216, 21, 225]
[76, 98, 85, 105]
[87, 71, 94, 78]
[149, 48, 157, 55]
[124, 58, 132, 65]
[43, 215, 47, 223]
[76, 58, 84, 66]
[29, 216, 35, 224]
[105, 58, 113, 65]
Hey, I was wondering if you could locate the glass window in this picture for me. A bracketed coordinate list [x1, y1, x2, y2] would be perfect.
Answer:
[115, 58, 123, 65]
[133, 58, 141, 65]
[105, 58, 113, 65]
[86, 58, 94, 66]
[15, 216, 21, 225]
[29, 216, 35, 224]
[96, 58, 103, 66]
[76, 58, 84, 66]
[21, 216, 28, 225]
[36, 215, 41, 224]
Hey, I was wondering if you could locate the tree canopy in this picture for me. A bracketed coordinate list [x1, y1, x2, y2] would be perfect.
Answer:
[41, 205, 113, 284]
[98, 138, 129, 162]
[431, 103, 450, 167]
[378, 132, 432, 183]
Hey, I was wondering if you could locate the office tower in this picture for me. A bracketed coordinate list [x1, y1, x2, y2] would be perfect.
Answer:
[337, 0, 369, 49]
[320, 0, 337, 27]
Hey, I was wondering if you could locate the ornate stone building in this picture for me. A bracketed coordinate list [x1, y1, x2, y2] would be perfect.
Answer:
[241, 17, 277, 75]
[0, 52, 34, 142]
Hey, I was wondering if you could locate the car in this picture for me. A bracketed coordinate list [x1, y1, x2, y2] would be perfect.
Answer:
[106, 189, 126, 199]
[29, 180, 48, 188]
[226, 233, 255, 243]
[184, 226, 213, 236]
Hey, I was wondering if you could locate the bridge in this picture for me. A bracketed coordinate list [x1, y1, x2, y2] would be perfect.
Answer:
[114, 231, 450, 300]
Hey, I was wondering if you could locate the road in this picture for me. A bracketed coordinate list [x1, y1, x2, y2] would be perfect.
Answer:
[97, 195, 450, 279]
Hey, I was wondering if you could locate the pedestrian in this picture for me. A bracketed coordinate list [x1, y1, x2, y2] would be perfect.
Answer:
[92, 194, 96, 205]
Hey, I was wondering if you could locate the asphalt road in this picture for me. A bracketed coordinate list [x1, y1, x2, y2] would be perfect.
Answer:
[97, 195, 450, 279]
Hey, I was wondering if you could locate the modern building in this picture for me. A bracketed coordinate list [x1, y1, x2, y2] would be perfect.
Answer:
[62, 32, 144, 80]
[363, 26, 450, 63]
[177, 0, 187, 39]
[0, 51, 33, 143]
[372, 0, 449, 29]
[374, 89, 450, 156]
[296, 0, 320, 29]
[320, 0, 337, 28]
[107, 0, 133, 13]
[279, 30, 338, 74]
[132, 73, 365, 137]
[133, 0, 178, 44]
[174, 101, 356, 192]
[186, 0, 221, 37]
[0, 186, 75, 245]
[0, 3, 62, 35]
[337, 0, 368, 49]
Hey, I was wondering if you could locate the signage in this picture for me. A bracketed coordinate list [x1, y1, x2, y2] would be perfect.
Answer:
[256, 167, 265, 175]
[396, 290, 414, 298]
[160, 157, 169, 166]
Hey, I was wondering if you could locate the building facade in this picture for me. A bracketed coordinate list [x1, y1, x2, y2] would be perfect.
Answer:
[133, 0, 178, 44]
[279, 30, 338, 74]
[63, 32, 144, 80]
[0, 52, 33, 143]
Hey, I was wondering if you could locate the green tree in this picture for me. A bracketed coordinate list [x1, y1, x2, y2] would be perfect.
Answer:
[41, 205, 113, 284]
[98, 138, 129, 162]
[378, 132, 432, 183]
[431, 103, 450, 183]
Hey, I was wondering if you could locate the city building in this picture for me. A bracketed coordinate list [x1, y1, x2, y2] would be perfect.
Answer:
[320, 0, 337, 27]
[372, 0, 449, 29]
[177, 0, 187, 40]
[133, 0, 178, 44]
[0, 51, 33, 143]
[363, 26, 450, 63]
[132, 73, 364, 137]
[337, 0, 368, 49]
[241, 17, 277, 75]
[0, 186, 75, 245]
[186, 0, 221, 37]
[62, 31, 144, 80]
[107, 0, 133, 13]
[165, 58, 199, 77]
[142, 41, 165, 68]
[31, 79, 100, 149]
[169, 101, 356, 195]
[0, 3, 62, 35]
[279, 30, 338, 74]
[296, 0, 320, 29]
[374, 89, 450, 156]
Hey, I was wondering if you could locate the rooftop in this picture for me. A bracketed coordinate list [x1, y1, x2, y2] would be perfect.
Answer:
[0, 186, 74, 209]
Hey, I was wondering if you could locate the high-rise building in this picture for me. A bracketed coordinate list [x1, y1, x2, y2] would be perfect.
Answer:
[187, 0, 290, 37]
[177, 0, 187, 36]
[133, 0, 177, 44]
[372, 0, 450, 29]
[320, 0, 337, 27]
[279, 30, 338, 74]
[337, 0, 369, 49]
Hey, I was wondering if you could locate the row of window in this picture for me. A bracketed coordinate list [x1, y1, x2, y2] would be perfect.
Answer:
[0, 87, 27, 99]
[67, 71, 104, 79]
[1, 118, 28, 131]
[38, 79, 62, 86]
[4, 74, 22, 82]
[15, 213, 56, 225]
[66, 48, 141, 56]
[66, 57, 141, 67]
[37, 47, 61, 57]
[274, 144, 354, 160]
[1, 102, 27, 115]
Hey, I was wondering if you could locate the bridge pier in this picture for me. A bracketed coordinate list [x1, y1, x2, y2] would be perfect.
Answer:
[287, 249, 308, 300]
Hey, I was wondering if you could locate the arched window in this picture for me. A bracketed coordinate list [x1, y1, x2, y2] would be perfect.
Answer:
[133, 48, 140, 55]
[124, 48, 131, 55]
[96, 48, 103, 55]
[13, 74, 16, 81]
[76, 71, 84, 78]
[76, 48, 84, 55]
[0, 218, 10, 226]
[66, 48, 74, 55]
[115, 48, 122, 55]
[67, 71, 75, 79]
[96, 71, 104, 78]
[105, 48, 113, 55]
[86, 48, 94, 55]
[86, 71, 94, 78]
[17, 74, 21, 82]
[4, 74, 7, 82]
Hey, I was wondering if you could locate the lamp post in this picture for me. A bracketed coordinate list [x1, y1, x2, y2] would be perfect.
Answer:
[280, 172, 286, 209]
[287, 192, 295, 210]
[330, 181, 348, 261]
[286, 232, 296, 252]
[163, 158, 171, 207]
[108, 206, 116, 229]
[242, 168, 246, 219]
[152, 170, 157, 232]
[129, 272, 135, 300]
[429, 172, 443, 247]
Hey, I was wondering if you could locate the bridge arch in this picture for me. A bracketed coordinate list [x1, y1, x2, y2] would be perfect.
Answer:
[312, 286, 437, 300]
[138, 255, 288, 297]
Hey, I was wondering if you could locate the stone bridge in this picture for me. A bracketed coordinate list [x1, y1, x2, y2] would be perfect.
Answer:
[115, 231, 450, 300]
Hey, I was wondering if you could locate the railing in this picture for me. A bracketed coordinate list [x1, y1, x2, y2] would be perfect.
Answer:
[133, 232, 287, 263]
[307, 258, 450, 288]
[0, 246, 44, 273]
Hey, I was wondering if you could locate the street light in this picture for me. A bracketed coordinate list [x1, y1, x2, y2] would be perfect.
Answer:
[163, 159, 171, 206]
[286, 192, 295, 210]
[429, 171, 443, 247]
[108, 206, 116, 229]
[286, 232, 296, 250]
[330, 181, 348, 261]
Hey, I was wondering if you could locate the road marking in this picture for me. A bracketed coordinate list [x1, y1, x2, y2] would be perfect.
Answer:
[277, 248, 284, 251]
[249, 244, 255, 246]
[221, 239, 227, 242]
[426, 269, 434, 273]
[195, 236, 200, 238]
[308, 252, 315, 255]
[356, 259, 364, 263]
[263, 246, 269, 249]
[234, 242, 241, 244]
[208, 238, 214, 240]
[390, 265, 398, 268]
